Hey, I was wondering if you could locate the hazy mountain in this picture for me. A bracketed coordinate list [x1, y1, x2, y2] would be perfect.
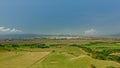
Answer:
[0, 34, 41, 39]
[110, 33, 120, 36]
[0, 33, 120, 39]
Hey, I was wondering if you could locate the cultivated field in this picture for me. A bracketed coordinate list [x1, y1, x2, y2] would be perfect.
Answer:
[0, 52, 50, 68]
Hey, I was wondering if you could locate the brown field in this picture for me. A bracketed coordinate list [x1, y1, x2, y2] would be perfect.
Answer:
[0, 52, 50, 68]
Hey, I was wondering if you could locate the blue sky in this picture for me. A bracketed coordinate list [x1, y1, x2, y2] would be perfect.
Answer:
[0, 0, 120, 35]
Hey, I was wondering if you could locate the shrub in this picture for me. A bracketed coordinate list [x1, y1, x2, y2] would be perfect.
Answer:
[37, 44, 49, 48]
[90, 64, 96, 68]
[106, 66, 116, 68]
[11, 44, 19, 48]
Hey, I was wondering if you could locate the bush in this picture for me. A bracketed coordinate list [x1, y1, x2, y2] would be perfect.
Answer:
[11, 44, 19, 48]
[90, 64, 96, 68]
[52, 50, 55, 52]
[106, 66, 116, 68]
[107, 55, 120, 63]
[37, 44, 49, 48]
[92, 52, 106, 60]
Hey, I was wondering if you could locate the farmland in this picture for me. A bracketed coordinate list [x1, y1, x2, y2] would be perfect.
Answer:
[0, 39, 120, 68]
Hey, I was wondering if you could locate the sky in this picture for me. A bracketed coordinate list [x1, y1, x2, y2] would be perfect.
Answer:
[0, 0, 120, 35]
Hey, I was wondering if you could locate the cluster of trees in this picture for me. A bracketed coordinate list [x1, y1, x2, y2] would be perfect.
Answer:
[84, 42, 120, 46]
[91, 50, 120, 63]
[70, 43, 120, 63]
[23, 44, 50, 48]
[0, 44, 50, 49]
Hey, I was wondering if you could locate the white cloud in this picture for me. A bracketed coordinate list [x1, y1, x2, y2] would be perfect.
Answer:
[0, 26, 22, 33]
[84, 29, 97, 35]
[10, 28, 22, 33]
[0, 27, 10, 32]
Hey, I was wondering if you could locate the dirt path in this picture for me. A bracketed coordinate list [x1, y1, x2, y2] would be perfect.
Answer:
[27, 52, 51, 68]
[70, 55, 88, 60]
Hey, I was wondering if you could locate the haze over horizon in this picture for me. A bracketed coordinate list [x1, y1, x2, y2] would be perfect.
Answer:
[0, 0, 120, 36]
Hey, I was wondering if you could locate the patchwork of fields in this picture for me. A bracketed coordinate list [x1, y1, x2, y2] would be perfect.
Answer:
[0, 40, 120, 68]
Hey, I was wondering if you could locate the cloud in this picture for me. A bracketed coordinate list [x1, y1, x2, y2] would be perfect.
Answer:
[0, 26, 22, 33]
[84, 29, 97, 35]
[10, 28, 22, 32]
[0, 27, 10, 32]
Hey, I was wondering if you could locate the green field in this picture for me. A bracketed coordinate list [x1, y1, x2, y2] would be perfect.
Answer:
[0, 40, 120, 68]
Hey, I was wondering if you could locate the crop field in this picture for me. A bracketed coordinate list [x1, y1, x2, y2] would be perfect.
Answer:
[0, 39, 120, 68]
[0, 52, 50, 68]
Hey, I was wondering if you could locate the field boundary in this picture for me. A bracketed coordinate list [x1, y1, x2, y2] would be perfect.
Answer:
[27, 52, 51, 68]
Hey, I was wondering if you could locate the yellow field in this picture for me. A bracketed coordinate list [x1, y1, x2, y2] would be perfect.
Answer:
[0, 52, 50, 68]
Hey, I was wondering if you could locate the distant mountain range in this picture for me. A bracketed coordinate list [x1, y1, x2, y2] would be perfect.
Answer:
[0, 33, 120, 39]
[0, 34, 78, 39]
[109, 33, 120, 36]
[0, 34, 42, 39]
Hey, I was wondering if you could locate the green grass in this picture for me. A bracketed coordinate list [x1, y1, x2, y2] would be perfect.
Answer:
[85, 42, 120, 51]
[31, 53, 120, 68]
[0, 41, 120, 68]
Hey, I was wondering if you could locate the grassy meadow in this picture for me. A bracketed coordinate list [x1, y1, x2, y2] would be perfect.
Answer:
[0, 39, 120, 68]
